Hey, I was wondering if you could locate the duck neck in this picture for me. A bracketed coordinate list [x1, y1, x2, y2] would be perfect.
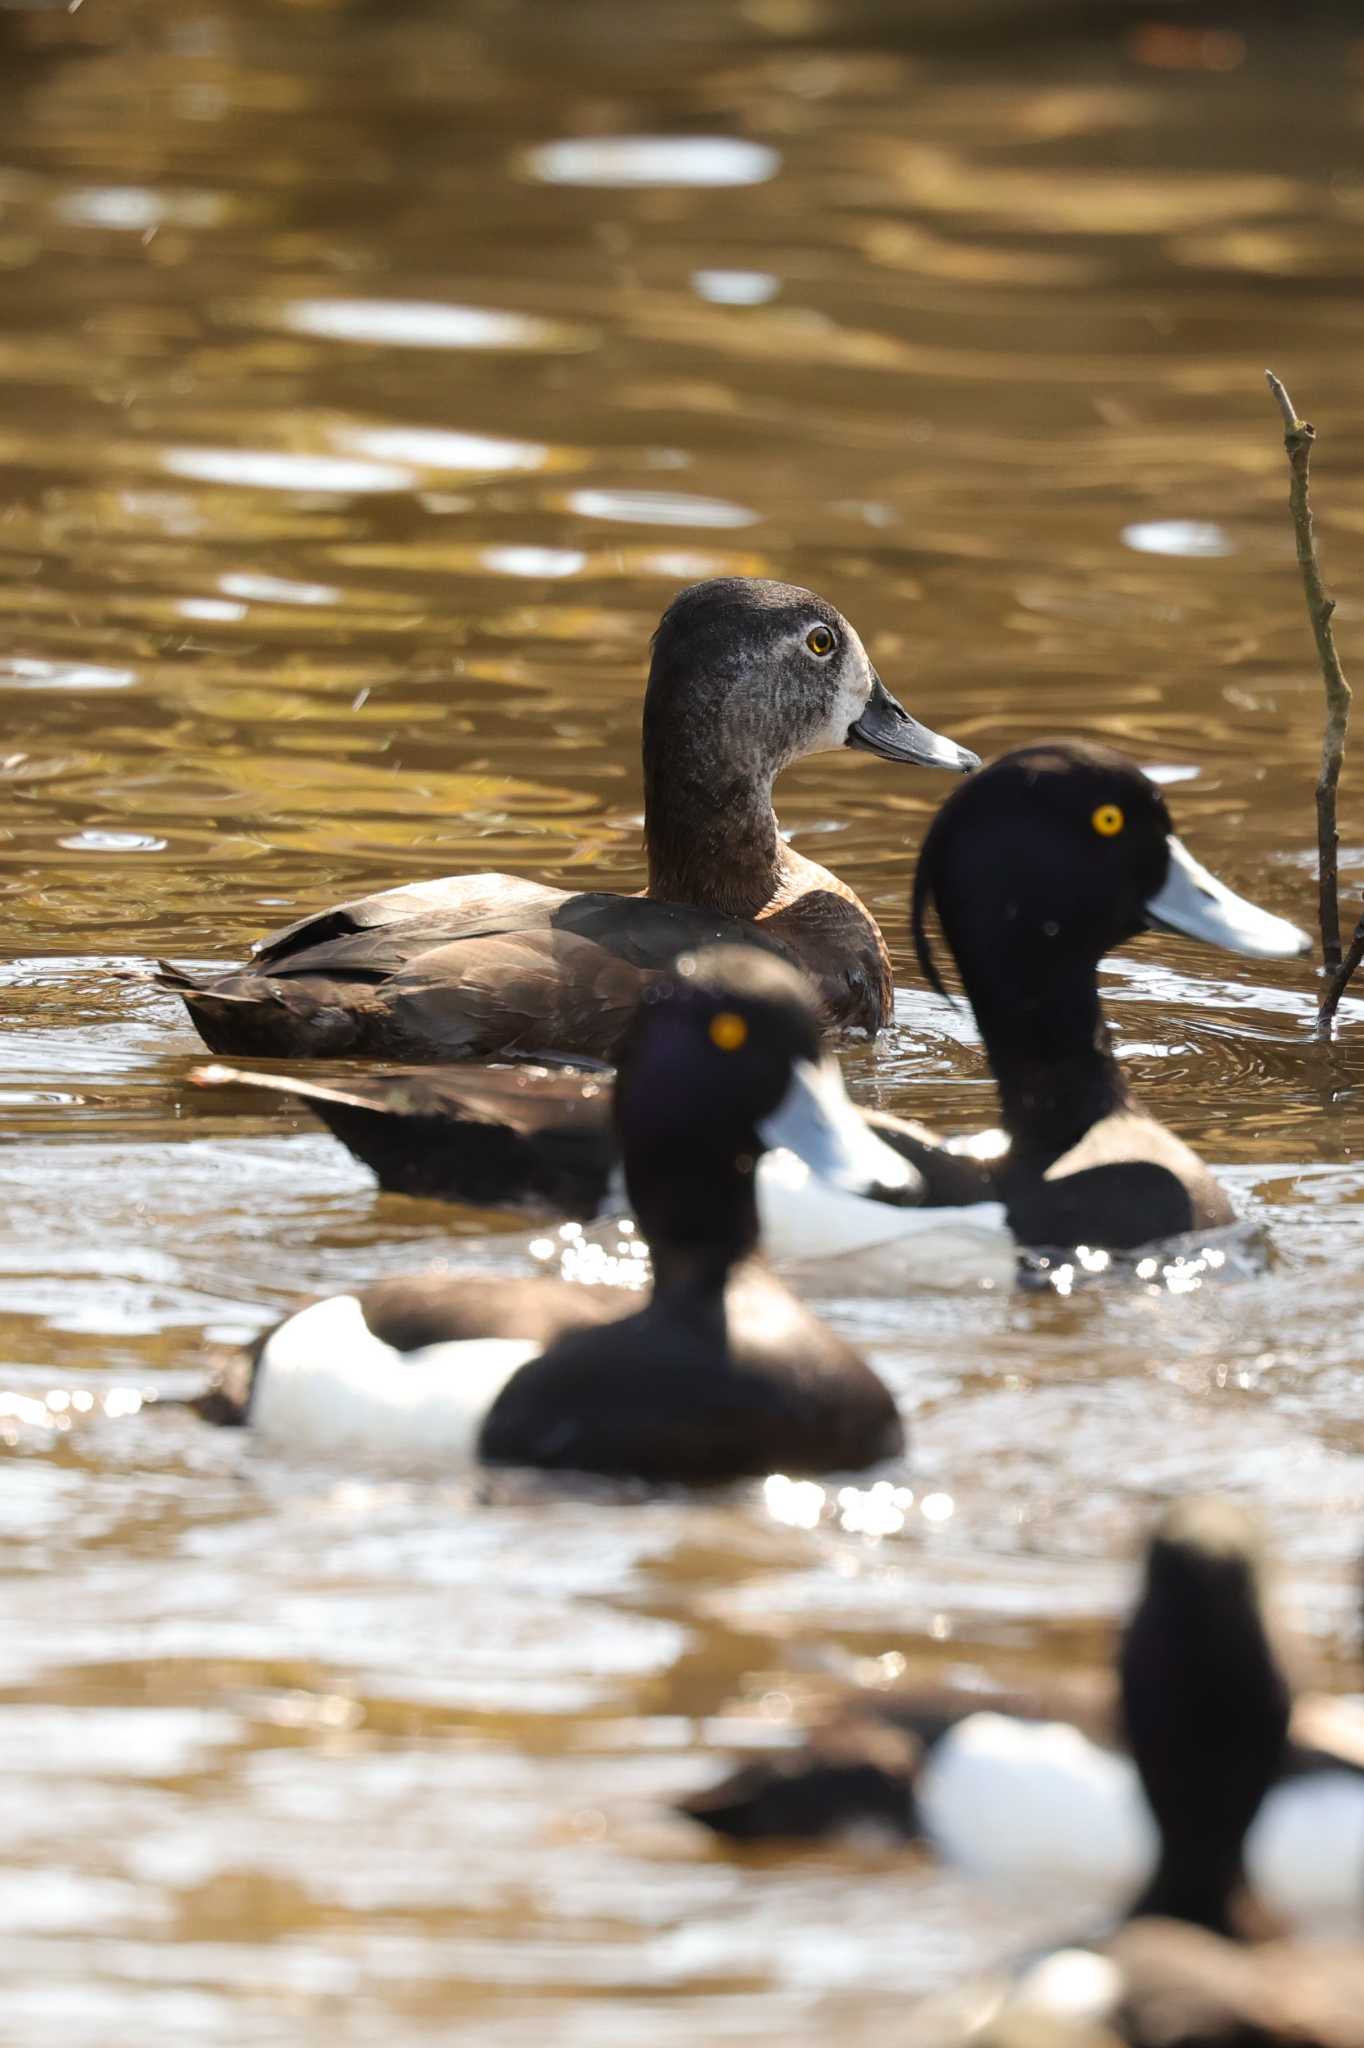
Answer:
[643, 734, 789, 917]
[1131, 1843, 1249, 1939]
[631, 1151, 761, 1298]
[966, 949, 1130, 1166]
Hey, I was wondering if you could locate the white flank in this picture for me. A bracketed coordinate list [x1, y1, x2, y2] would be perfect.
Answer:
[916, 1711, 1364, 1926]
[251, 1294, 541, 1467]
[1248, 1769, 1364, 1923]
[758, 1148, 1015, 1287]
[916, 1713, 1155, 1883]
[1013, 1949, 1123, 2022]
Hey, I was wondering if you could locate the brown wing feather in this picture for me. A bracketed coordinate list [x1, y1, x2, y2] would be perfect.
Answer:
[252, 872, 564, 967]
[194, 1060, 617, 1214]
[172, 875, 811, 1063]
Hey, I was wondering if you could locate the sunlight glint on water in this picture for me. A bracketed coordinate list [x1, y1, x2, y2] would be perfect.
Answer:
[2, 3, 1364, 2043]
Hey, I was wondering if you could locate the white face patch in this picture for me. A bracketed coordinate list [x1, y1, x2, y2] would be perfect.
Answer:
[252, 1293, 542, 1468]
[797, 620, 874, 759]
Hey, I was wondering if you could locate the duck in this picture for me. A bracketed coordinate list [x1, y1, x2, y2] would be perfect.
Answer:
[904, 740, 1309, 1252]
[908, 1515, 1364, 2048]
[922, 1922, 1364, 2048]
[193, 946, 905, 1481]
[190, 1030, 1007, 1276]
[157, 577, 977, 1064]
[193, 742, 1310, 1274]
[987, 1925, 1359, 2048]
[681, 1499, 1364, 1931]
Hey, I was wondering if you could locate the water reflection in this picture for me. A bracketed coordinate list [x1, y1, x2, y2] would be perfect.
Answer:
[280, 298, 595, 352]
[1, 658, 136, 690]
[523, 135, 781, 187]
[565, 487, 760, 527]
[691, 268, 781, 305]
[162, 447, 415, 493]
[1121, 519, 1235, 558]
[334, 426, 555, 474]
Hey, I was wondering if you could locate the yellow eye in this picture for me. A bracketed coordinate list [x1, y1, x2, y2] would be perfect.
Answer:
[806, 625, 836, 657]
[1091, 804, 1125, 838]
[709, 1011, 749, 1052]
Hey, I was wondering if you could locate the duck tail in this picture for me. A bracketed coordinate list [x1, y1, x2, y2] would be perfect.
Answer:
[154, 960, 270, 1007]
[155, 960, 360, 1057]
[152, 958, 207, 995]
[165, 1345, 259, 1428]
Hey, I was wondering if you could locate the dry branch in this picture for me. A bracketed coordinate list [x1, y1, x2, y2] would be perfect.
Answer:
[1264, 369, 1360, 1040]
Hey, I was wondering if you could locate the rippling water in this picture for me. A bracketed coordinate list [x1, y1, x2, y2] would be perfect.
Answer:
[5, 3, 1364, 2041]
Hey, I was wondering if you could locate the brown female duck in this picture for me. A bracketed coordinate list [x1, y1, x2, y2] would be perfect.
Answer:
[158, 577, 976, 1062]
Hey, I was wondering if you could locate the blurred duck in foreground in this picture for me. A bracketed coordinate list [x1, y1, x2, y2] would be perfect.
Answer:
[198, 742, 1310, 1279]
[903, 1509, 1364, 2048]
[193, 949, 903, 1481]
[158, 577, 976, 1063]
[684, 1499, 1364, 1933]
[912, 1920, 1364, 2048]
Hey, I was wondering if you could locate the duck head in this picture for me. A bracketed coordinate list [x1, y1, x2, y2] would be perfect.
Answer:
[617, 945, 825, 1181]
[644, 577, 978, 781]
[615, 944, 911, 1262]
[912, 739, 1310, 1015]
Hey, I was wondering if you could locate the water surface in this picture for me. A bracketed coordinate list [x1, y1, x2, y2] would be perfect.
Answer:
[4, 3, 1364, 2042]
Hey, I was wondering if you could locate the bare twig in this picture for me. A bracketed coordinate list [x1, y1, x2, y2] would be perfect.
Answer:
[1265, 369, 1358, 1039]
[1319, 906, 1364, 1038]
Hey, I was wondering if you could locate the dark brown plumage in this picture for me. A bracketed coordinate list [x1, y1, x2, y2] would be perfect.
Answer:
[158, 578, 976, 1063]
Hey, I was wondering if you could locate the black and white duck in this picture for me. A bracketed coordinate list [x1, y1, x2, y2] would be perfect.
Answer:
[195, 947, 905, 1481]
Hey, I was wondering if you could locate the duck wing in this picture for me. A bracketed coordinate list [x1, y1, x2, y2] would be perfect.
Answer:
[860, 1110, 998, 1207]
[194, 1060, 616, 1217]
[163, 881, 803, 1062]
[250, 872, 565, 971]
[681, 1672, 1116, 1844]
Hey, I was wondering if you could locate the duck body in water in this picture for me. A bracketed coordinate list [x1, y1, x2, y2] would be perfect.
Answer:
[903, 741, 1309, 1251]
[905, 1506, 1364, 2048]
[158, 578, 975, 1063]
[198, 948, 904, 1482]
[197, 742, 1309, 1275]
[684, 1500, 1364, 1930]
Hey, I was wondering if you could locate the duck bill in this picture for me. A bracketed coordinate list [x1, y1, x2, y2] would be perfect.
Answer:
[846, 672, 979, 772]
[1145, 837, 1311, 960]
[757, 1057, 923, 1202]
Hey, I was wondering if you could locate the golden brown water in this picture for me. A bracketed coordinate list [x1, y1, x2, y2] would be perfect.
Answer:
[4, 2, 1364, 2039]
